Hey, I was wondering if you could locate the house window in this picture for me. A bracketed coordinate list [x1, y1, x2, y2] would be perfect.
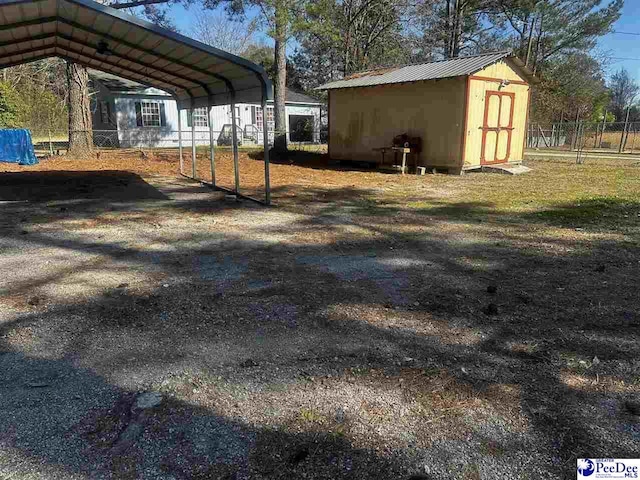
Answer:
[256, 106, 274, 131]
[135, 101, 166, 127]
[142, 102, 161, 126]
[187, 107, 209, 127]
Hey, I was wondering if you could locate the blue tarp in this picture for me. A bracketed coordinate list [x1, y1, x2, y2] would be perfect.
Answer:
[0, 129, 39, 166]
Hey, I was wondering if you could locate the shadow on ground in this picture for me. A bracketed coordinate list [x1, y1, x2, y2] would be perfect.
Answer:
[0, 174, 638, 479]
[0, 171, 169, 202]
[249, 149, 386, 174]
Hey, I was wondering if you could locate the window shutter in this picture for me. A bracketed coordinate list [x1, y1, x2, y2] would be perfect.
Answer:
[135, 102, 143, 127]
[159, 103, 167, 127]
[251, 106, 256, 125]
[187, 110, 193, 128]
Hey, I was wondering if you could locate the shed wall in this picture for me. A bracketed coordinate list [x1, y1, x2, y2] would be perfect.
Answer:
[329, 78, 466, 169]
[463, 61, 530, 167]
[472, 60, 526, 83]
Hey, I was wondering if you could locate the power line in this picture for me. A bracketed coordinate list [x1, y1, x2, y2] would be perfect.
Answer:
[612, 30, 640, 36]
[609, 57, 640, 61]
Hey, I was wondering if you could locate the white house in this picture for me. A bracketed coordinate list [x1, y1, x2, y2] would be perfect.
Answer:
[89, 70, 323, 149]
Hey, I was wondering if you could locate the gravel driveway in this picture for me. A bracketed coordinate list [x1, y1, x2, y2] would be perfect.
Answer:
[1, 162, 638, 479]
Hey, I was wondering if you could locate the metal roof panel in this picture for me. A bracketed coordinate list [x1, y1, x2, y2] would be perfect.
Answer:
[317, 51, 531, 90]
[0, 0, 273, 108]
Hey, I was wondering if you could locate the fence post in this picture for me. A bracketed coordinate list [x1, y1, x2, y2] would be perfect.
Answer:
[619, 107, 631, 153]
[538, 124, 550, 147]
[599, 110, 607, 148]
[48, 130, 53, 156]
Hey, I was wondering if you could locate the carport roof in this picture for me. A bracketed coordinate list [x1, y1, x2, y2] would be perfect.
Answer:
[0, 0, 272, 109]
[316, 51, 538, 90]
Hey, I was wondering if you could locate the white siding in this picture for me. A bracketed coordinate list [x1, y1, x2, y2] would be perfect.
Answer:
[111, 93, 322, 148]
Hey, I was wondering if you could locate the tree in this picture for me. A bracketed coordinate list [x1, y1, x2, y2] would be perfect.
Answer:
[608, 68, 639, 121]
[67, 62, 95, 156]
[202, 0, 306, 152]
[0, 82, 22, 128]
[530, 53, 607, 123]
[243, 44, 306, 91]
[413, 0, 498, 60]
[191, 10, 258, 55]
[2, 59, 68, 134]
[491, 0, 622, 73]
[293, 0, 409, 91]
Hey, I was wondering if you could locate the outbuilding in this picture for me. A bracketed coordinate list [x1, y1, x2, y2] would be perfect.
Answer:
[318, 51, 537, 174]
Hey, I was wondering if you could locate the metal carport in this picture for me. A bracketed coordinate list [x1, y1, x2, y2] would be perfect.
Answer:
[0, 0, 273, 204]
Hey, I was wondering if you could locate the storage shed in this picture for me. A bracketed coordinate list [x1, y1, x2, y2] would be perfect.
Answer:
[317, 51, 538, 173]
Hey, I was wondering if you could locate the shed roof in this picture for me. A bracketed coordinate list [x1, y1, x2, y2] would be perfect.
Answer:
[317, 51, 537, 91]
[0, 0, 272, 109]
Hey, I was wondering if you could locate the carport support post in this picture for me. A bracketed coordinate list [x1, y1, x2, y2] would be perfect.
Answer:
[208, 103, 216, 188]
[191, 101, 197, 179]
[231, 98, 240, 194]
[177, 107, 184, 175]
[262, 98, 271, 205]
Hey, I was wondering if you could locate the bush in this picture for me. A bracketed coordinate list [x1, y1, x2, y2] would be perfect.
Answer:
[0, 82, 23, 128]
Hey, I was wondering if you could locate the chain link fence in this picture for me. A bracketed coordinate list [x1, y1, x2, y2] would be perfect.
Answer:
[527, 122, 640, 155]
[30, 127, 328, 155]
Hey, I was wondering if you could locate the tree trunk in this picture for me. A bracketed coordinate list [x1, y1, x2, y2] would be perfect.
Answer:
[445, 0, 453, 58]
[452, 0, 464, 57]
[67, 61, 94, 157]
[525, 15, 536, 67]
[273, 32, 288, 152]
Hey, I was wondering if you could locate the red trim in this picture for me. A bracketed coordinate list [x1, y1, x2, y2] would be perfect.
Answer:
[481, 90, 515, 165]
[470, 75, 529, 86]
[460, 76, 471, 167]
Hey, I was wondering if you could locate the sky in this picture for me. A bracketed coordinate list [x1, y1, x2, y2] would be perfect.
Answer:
[168, 3, 270, 44]
[168, 0, 640, 83]
[597, 0, 640, 83]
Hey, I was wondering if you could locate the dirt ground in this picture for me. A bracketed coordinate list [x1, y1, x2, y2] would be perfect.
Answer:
[0, 150, 639, 479]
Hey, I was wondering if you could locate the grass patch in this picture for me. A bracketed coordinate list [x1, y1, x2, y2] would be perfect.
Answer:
[529, 197, 640, 228]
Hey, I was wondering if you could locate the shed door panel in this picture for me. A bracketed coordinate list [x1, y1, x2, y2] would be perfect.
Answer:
[499, 95, 512, 127]
[486, 94, 501, 128]
[484, 131, 498, 163]
[481, 91, 515, 164]
[496, 131, 509, 159]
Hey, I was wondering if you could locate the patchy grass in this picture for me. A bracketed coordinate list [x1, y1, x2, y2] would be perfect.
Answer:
[530, 197, 640, 227]
[0, 152, 639, 479]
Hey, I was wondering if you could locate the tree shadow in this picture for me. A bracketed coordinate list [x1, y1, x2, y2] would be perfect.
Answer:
[0, 171, 169, 202]
[523, 197, 640, 230]
[0, 350, 408, 479]
[0, 179, 639, 478]
[248, 149, 388, 174]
